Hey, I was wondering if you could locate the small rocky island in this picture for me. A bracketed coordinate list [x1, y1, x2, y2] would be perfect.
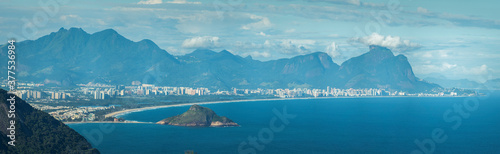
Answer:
[157, 104, 239, 127]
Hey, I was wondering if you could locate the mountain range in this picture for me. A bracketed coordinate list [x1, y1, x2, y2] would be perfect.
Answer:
[424, 77, 482, 89]
[421, 72, 500, 89]
[0, 27, 439, 92]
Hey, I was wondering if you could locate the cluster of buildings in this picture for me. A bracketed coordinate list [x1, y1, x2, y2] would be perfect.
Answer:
[30, 104, 115, 122]
[50, 91, 71, 99]
[4, 81, 474, 122]
[13, 90, 72, 100]
[269, 87, 384, 98]
[13, 90, 43, 100]
[8, 82, 468, 101]
[78, 84, 389, 99]
[81, 84, 211, 100]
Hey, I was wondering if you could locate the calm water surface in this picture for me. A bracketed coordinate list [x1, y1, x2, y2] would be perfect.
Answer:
[69, 92, 500, 154]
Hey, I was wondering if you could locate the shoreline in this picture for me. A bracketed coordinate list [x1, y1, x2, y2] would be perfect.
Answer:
[103, 95, 470, 118]
[64, 120, 154, 124]
[104, 97, 295, 118]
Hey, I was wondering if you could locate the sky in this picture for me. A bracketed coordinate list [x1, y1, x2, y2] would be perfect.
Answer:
[0, 0, 499, 82]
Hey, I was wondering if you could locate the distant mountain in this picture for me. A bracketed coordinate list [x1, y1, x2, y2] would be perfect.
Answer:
[0, 89, 99, 153]
[0, 27, 179, 86]
[336, 45, 439, 92]
[175, 49, 339, 89]
[1, 27, 438, 92]
[424, 77, 482, 89]
[485, 78, 500, 89]
[260, 52, 339, 88]
[157, 104, 239, 127]
[173, 49, 258, 89]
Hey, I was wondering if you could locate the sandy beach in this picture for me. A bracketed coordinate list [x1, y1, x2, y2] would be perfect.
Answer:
[64, 120, 154, 124]
[103, 97, 317, 118]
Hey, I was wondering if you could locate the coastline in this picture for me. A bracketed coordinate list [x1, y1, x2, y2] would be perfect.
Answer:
[64, 121, 154, 124]
[103, 95, 469, 119]
[103, 97, 295, 118]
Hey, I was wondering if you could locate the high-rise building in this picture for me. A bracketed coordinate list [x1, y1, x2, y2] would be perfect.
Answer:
[55, 92, 60, 99]
[94, 91, 101, 99]
[34, 91, 41, 99]
[101, 91, 107, 99]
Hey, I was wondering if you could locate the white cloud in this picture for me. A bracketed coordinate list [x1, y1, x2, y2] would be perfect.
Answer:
[471, 64, 489, 75]
[285, 29, 296, 33]
[417, 7, 429, 14]
[60, 15, 79, 21]
[347, 0, 361, 5]
[165, 46, 191, 55]
[181, 36, 220, 49]
[282, 39, 316, 45]
[308, 0, 360, 6]
[353, 33, 421, 52]
[325, 42, 340, 58]
[234, 41, 264, 50]
[242, 51, 271, 58]
[361, 2, 385, 7]
[258, 32, 267, 36]
[412, 49, 454, 59]
[415, 63, 490, 78]
[437, 50, 451, 58]
[278, 39, 316, 55]
[166, 0, 201, 4]
[414, 62, 457, 75]
[138, 0, 162, 4]
[241, 15, 272, 30]
[422, 52, 433, 58]
[107, 7, 167, 11]
[264, 40, 273, 48]
[442, 62, 457, 69]
[164, 11, 235, 34]
[138, 0, 200, 5]
[329, 34, 340, 37]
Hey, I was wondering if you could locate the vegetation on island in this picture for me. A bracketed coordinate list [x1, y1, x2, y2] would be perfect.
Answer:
[157, 105, 239, 127]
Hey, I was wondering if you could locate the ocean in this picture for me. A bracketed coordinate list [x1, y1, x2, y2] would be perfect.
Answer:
[69, 91, 500, 154]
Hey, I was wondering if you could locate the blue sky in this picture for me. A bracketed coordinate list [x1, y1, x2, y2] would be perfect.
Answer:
[1, 0, 499, 82]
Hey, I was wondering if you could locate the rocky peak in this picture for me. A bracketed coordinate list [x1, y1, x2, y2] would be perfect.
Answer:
[188, 104, 204, 111]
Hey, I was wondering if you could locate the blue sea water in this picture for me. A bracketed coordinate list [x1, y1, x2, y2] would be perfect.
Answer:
[69, 91, 500, 154]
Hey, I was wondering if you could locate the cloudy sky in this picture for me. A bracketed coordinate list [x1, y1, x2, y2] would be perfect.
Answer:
[1, 0, 499, 82]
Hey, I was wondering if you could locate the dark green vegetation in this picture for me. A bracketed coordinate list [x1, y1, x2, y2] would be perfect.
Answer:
[0, 89, 99, 153]
[157, 105, 239, 127]
[0, 27, 438, 92]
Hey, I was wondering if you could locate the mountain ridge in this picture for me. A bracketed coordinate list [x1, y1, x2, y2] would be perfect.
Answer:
[336, 45, 438, 92]
[0, 27, 439, 92]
